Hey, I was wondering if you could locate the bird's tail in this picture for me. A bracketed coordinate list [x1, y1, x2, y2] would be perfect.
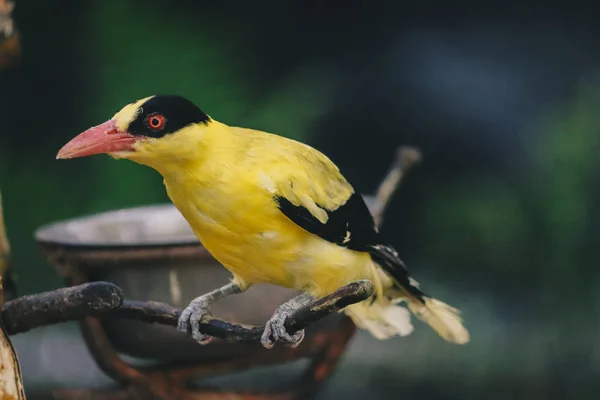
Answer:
[404, 295, 470, 344]
[344, 296, 415, 340]
[364, 244, 470, 345]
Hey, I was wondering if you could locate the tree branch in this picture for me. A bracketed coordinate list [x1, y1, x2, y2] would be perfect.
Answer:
[1, 280, 373, 343]
[371, 146, 421, 226]
[112, 279, 373, 343]
[2, 282, 124, 335]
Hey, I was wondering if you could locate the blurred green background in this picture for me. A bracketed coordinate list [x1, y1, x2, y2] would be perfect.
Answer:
[1, 1, 599, 399]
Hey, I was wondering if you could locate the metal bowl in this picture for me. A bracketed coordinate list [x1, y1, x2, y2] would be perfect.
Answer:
[35, 204, 351, 363]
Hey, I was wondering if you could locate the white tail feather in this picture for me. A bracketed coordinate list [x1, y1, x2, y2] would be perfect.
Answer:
[407, 297, 470, 344]
[368, 256, 470, 344]
[344, 300, 414, 340]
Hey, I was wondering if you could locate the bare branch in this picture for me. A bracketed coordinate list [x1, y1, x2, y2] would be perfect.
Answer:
[2, 282, 124, 335]
[1, 280, 373, 344]
[371, 146, 422, 226]
[113, 280, 373, 343]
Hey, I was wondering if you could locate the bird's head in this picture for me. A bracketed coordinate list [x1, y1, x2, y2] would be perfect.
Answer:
[56, 94, 211, 166]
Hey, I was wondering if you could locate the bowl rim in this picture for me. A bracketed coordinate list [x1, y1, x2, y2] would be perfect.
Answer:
[34, 203, 201, 249]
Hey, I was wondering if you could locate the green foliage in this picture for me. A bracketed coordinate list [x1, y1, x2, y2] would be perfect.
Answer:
[422, 177, 531, 276]
[1, 0, 339, 295]
[86, 1, 336, 140]
[525, 82, 600, 274]
[420, 78, 600, 313]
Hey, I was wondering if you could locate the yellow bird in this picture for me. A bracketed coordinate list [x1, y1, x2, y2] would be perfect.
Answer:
[56, 95, 469, 348]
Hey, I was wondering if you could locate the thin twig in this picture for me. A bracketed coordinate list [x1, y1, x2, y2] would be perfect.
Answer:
[371, 146, 421, 226]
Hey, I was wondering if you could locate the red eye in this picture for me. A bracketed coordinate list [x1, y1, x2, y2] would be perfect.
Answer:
[146, 113, 166, 130]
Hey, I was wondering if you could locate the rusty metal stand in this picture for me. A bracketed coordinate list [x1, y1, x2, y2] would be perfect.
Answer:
[51, 315, 356, 400]
[40, 268, 360, 400]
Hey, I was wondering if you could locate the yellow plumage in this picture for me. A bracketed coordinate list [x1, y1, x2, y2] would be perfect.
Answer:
[59, 95, 469, 346]
[124, 120, 381, 295]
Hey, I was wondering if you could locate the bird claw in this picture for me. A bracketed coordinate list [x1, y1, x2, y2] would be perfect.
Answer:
[260, 305, 305, 349]
[177, 298, 214, 344]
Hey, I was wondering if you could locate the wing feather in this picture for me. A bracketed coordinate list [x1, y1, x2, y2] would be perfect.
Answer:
[244, 129, 427, 302]
[265, 141, 428, 301]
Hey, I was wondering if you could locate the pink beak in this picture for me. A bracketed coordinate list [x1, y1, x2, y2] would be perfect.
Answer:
[56, 120, 137, 159]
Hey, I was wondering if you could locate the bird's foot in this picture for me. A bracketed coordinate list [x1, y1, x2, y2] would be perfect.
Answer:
[177, 298, 214, 345]
[260, 302, 305, 349]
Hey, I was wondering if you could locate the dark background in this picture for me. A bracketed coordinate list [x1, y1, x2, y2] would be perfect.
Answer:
[1, 1, 599, 399]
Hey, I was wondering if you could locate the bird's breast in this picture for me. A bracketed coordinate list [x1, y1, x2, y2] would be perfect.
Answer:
[164, 178, 375, 294]
[165, 180, 304, 287]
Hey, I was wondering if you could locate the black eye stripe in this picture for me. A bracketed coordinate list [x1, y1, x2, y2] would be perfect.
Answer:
[127, 95, 210, 138]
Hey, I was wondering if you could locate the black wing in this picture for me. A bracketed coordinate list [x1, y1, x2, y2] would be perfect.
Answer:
[275, 191, 427, 301]
[275, 191, 379, 252]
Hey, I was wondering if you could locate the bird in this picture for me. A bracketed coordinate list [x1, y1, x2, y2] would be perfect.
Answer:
[56, 94, 470, 348]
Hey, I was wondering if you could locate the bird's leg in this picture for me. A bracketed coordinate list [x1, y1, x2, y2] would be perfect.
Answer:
[177, 281, 243, 344]
[261, 293, 313, 349]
